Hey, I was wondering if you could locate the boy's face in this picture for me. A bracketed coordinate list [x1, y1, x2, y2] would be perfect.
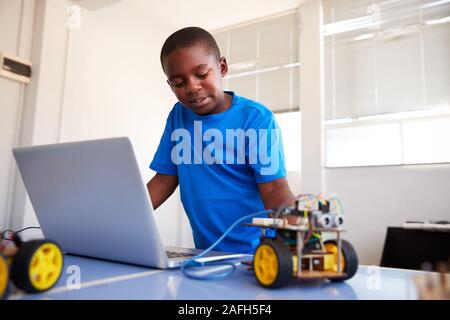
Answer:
[163, 44, 229, 115]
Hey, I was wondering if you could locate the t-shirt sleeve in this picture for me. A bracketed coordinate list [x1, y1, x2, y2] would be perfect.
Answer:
[248, 112, 287, 184]
[149, 111, 178, 176]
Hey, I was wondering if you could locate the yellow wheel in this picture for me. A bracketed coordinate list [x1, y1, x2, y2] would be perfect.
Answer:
[253, 241, 292, 288]
[0, 254, 9, 299]
[324, 239, 358, 281]
[11, 240, 63, 293]
[324, 241, 346, 272]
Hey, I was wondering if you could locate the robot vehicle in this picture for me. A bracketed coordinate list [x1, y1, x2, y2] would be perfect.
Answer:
[0, 229, 64, 299]
[244, 194, 358, 288]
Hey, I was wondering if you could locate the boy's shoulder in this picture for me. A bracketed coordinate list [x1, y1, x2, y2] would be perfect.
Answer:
[233, 92, 273, 118]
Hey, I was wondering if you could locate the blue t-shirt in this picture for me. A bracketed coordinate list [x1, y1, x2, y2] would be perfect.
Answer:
[150, 91, 286, 253]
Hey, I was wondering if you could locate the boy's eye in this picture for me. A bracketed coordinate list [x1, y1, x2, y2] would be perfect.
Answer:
[173, 81, 184, 87]
[197, 71, 208, 79]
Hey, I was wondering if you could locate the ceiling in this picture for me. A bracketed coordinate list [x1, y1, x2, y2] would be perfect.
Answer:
[78, 0, 301, 31]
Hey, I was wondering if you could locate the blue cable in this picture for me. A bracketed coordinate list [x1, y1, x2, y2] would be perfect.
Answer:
[180, 209, 273, 280]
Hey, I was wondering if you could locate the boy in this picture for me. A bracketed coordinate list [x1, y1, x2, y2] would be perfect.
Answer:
[147, 27, 294, 254]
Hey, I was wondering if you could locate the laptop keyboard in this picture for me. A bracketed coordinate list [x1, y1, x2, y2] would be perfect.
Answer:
[166, 250, 196, 259]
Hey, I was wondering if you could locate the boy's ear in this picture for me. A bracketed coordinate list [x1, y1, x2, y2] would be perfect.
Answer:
[219, 57, 228, 77]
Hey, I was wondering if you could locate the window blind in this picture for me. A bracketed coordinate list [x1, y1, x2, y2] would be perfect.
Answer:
[213, 11, 300, 113]
[323, 0, 450, 121]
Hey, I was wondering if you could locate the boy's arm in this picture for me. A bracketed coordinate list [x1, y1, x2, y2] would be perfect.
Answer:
[257, 177, 295, 210]
[147, 173, 179, 210]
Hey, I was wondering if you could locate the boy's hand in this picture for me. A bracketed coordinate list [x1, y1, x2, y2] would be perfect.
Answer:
[147, 173, 179, 210]
[257, 177, 295, 210]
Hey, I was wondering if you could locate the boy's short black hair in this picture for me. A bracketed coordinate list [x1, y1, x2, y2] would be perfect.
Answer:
[160, 26, 221, 68]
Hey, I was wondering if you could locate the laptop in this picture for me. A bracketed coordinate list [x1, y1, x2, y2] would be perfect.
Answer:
[12, 137, 245, 268]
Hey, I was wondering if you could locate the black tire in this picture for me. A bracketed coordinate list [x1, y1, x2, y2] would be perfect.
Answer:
[0, 254, 9, 300]
[0, 283, 9, 300]
[11, 240, 63, 293]
[253, 240, 293, 288]
[324, 239, 358, 282]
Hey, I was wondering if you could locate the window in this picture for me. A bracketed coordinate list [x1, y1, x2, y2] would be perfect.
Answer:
[403, 116, 450, 164]
[323, 0, 450, 167]
[275, 111, 301, 171]
[213, 11, 301, 171]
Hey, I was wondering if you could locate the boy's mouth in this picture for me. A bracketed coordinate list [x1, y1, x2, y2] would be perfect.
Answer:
[189, 96, 210, 106]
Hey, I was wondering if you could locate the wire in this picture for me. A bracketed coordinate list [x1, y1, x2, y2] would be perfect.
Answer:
[15, 226, 41, 233]
[272, 194, 319, 226]
[319, 192, 344, 215]
[0, 226, 41, 241]
[312, 232, 322, 239]
[181, 209, 273, 280]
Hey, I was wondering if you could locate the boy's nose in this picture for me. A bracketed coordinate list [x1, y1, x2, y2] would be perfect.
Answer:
[186, 78, 201, 94]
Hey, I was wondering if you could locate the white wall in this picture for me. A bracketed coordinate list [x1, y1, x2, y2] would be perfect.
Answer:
[7, 0, 85, 237]
[324, 165, 450, 265]
[299, 0, 324, 194]
[0, 0, 35, 230]
[133, 0, 302, 31]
